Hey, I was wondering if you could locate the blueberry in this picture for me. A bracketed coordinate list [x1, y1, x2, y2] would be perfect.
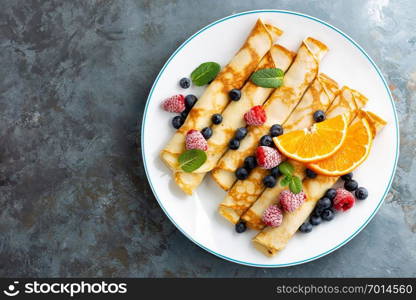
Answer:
[317, 197, 332, 209]
[229, 89, 241, 101]
[325, 188, 337, 200]
[244, 156, 257, 170]
[321, 209, 335, 221]
[299, 222, 313, 233]
[181, 109, 189, 119]
[305, 168, 317, 178]
[270, 167, 281, 178]
[201, 127, 212, 139]
[235, 221, 247, 233]
[270, 124, 283, 137]
[229, 138, 240, 150]
[235, 167, 249, 180]
[341, 173, 353, 181]
[171, 115, 184, 129]
[260, 135, 273, 146]
[263, 175, 276, 188]
[211, 114, 223, 124]
[344, 179, 358, 191]
[313, 206, 325, 217]
[179, 77, 191, 89]
[355, 187, 368, 200]
[313, 110, 326, 122]
[235, 127, 248, 140]
[310, 215, 322, 226]
[185, 94, 197, 109]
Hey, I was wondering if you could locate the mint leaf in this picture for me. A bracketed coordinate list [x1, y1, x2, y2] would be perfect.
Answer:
[280, 175, 292, 187]
[191, 62, 221, 86]
[278, 161, 294, 177]
[250, 68, 284, 88]
[178, 149, 207, 172]
[289, 176, 302, 194]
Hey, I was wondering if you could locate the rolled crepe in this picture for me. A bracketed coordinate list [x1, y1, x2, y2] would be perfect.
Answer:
[253, 111, 384, 257]
[160, 19, 283, 172]
[212, 37, 329, 191]
[174, 45, 296, 195]
[218, 73, 339, 224]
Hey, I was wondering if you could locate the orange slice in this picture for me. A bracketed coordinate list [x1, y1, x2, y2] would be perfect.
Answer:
[308, 118, 373, 176]
[273, 114, 348, 162]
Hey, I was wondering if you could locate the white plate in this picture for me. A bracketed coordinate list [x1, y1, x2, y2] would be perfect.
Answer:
[141, 10, 399, 267]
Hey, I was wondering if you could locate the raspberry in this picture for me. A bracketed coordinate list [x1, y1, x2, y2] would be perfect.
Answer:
[333, 188, 355, 211]
[280, 190, 307, 212]
[256, 146, 282, 169]
[244, 105, 266, 126]
[162, 94, 185, 113]
[262, 205, 283, 227]
[185, 130, 208, 151]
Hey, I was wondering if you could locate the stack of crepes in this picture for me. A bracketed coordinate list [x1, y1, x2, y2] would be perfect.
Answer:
[161, 18, 330, 195]
[159, 19, 387, 257]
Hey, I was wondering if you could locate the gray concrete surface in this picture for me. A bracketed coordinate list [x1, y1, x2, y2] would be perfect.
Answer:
[0, 0, 415, 277]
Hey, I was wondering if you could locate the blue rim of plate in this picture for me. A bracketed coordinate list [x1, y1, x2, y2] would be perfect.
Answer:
[141, 9, 399, 268]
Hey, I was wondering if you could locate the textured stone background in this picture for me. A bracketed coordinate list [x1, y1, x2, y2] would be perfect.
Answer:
[0, 0, 415, 277]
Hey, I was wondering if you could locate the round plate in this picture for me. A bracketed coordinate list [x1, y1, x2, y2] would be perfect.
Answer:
[141, 10, 399, 267]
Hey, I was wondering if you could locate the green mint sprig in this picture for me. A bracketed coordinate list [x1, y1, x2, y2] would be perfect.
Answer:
[250, 68, 284, 88]
[178, 149, 207, 172]
[278, 161, 294, 176]
[278, 161, 302, 194]
[191, 62, 221, 86]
